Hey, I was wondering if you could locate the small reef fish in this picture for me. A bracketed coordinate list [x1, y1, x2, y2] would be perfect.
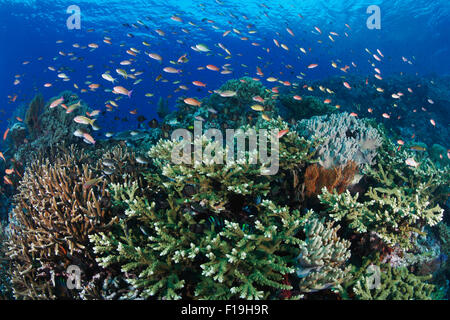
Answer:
[218, 90, 237, 97]
[66, 101, 82, 114]
[83, 177, 103, 189]
[102, 73, 116, 83]
[50, 97, 64, 108]
[113, 86, 133, 97]
[74, 116, 96, 127]
[405, 157, 419, 168]
[184, 98, 202, 106]
[278, 129, 289, 138]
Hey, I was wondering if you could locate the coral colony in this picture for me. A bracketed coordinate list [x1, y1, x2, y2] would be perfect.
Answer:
[171, 120, 280, 175]
[0, 1, 449, 302]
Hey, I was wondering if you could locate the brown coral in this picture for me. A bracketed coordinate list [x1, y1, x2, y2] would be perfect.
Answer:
[304, 161, 358, 197]
[5, 145, 147, 299]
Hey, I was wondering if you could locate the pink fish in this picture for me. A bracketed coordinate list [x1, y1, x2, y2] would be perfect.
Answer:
[113, 86, 133, 98]
[50, 97, 64, 108]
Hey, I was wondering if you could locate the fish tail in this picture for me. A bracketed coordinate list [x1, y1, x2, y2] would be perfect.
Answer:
[128, 90, 133, 98]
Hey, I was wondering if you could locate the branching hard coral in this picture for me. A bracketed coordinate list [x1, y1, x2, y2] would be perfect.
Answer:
[279, 95, 336, 121]
[304, 161, 358, 197]
[318, 186, 443, 249]
[363, 135, 449, 206]
[295, 112, 382, 169]
[295, 215, 351, 293]
[90, 121, 321, 300]
[318, 130, 447, 250]
[6, 145, 144, 299]
[353, 263, 436, 300]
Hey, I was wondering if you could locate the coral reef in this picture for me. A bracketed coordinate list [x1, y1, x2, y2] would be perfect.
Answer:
[295, 112, 382, 168]
[353, 263, 436, 300]
[14, 91, 95, 166]
[164, 77, 276, 132]
[1, 73, 448, 301]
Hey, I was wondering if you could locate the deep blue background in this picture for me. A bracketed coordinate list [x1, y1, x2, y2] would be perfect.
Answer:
[0, 0, 449, 137]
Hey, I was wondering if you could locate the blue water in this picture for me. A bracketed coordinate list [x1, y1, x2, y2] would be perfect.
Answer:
[1, 0, 449, 135]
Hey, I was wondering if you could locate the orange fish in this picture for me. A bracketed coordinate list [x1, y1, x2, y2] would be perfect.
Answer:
[307, 64, 318, 69]
[278, 129, 289, 138]
[206, 65, 220, 71]
[192, 81, 206, 87]
[129, 109, 138, 115]
[184, 98, 202, 106]
[5, 169, 14, 175]
[3, 128, 9, 140]
[430, 119, 436, 126]
[0, 152, 5, 162]
[83, 133, 96, 144]
[343, 82, 351, 89]
[4, 176, 13, 185]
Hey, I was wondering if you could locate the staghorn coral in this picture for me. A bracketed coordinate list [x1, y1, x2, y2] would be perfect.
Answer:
[295, 112, 382, 169]
[295, 215, 351, 293]
[90, 121, 319, 300]
[5, 145, 145, 299]
[353, 263, 436, 300]
[318, 186, 443, 250]
[304, 161, 358, 197]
